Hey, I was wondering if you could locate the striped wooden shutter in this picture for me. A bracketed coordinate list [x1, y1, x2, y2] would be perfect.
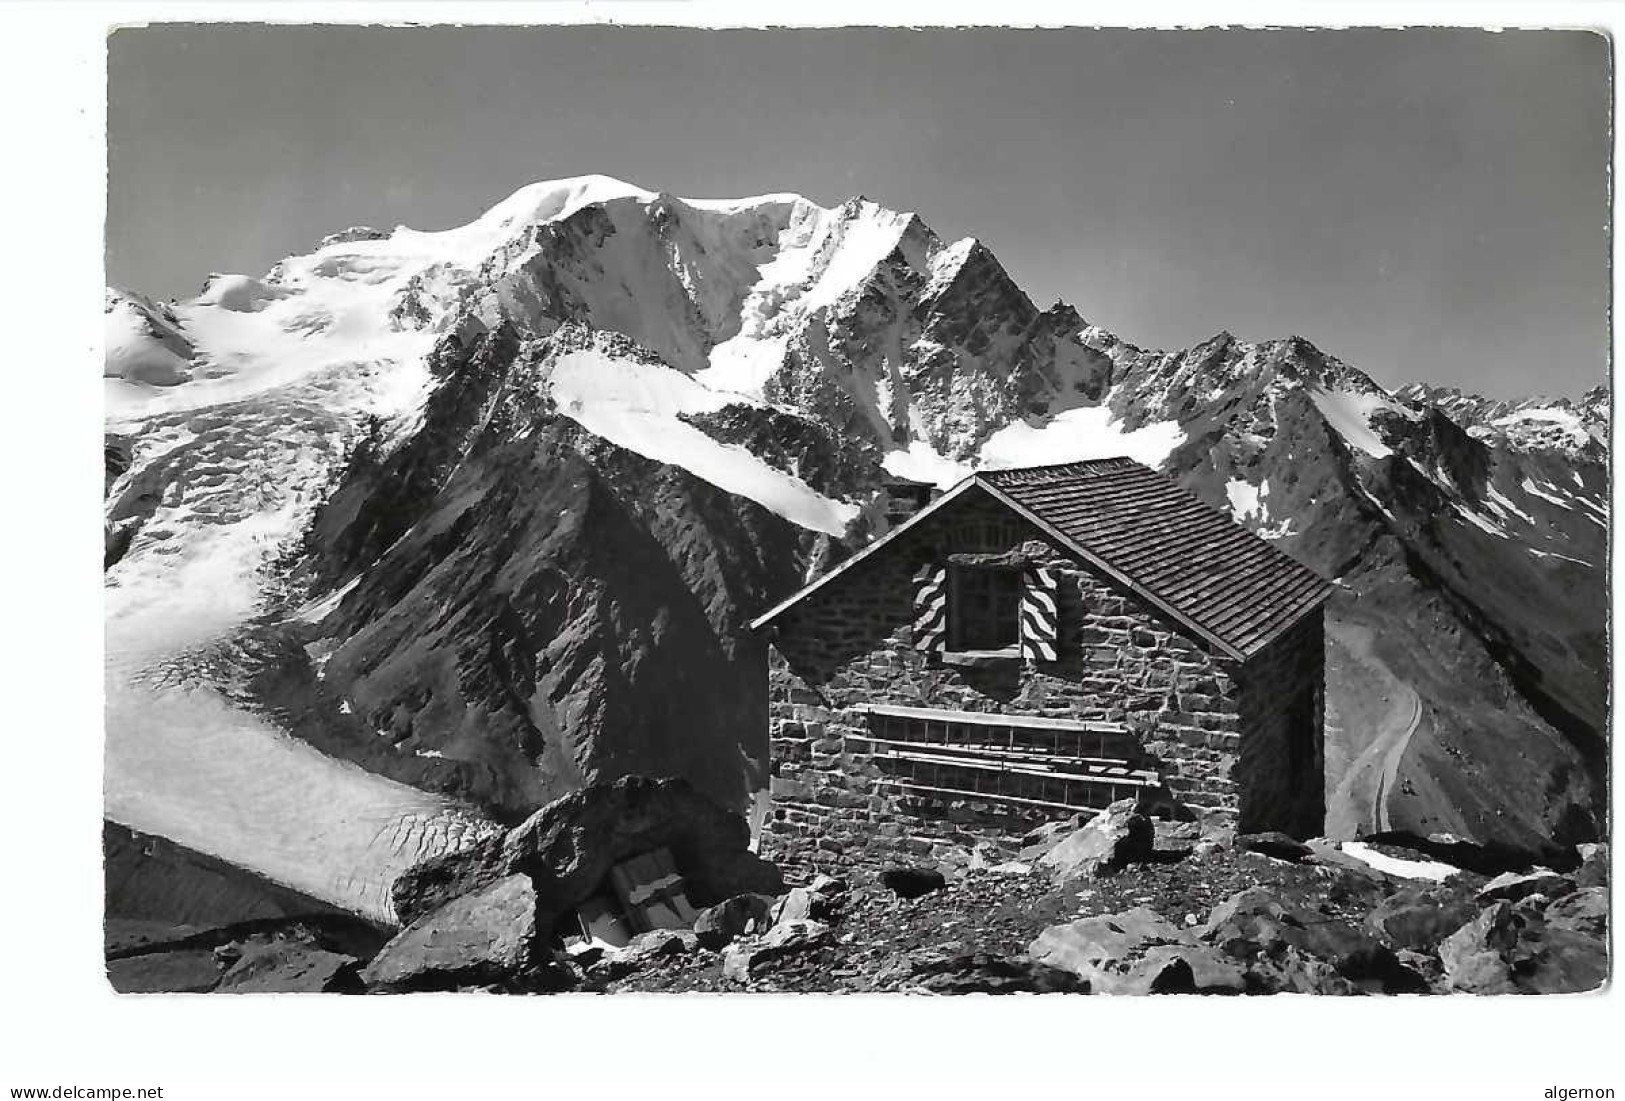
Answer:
[1021, 564, 1059, 662]
[912, 562, 948, 653]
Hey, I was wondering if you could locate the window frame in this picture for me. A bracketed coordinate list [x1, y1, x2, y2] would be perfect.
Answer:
[947, 561, 1024, 656]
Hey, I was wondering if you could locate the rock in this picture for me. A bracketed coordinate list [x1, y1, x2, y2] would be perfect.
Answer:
[1302, 839, 1395, 883]
[721, 919, 832, 982]
[932, 846, 975, 882]
[1129, 945, 1247, 994]
[1152, 819, 1201, 855]
[1367, 831, 1576, 877]
[911, 952, 1088, 994]
[1439, 899, 1607, 995]
[808, 874, 848, 897]
[319, 226, 390, 248]
[1029, 906, 1243, 995]
[1515, 926, 1609, 995]
[391, 776, 784, 931]
[592, 929, 697, 979]
[564, 942, 605, 968]
[1575, 842, 1609, 889]
[771, 886, 827, 925]
[1476, 868, 1576, 905]
[106, 949, 224, 993]
[1364, 885, 1478, 951]
[215, 935, 359, 993]
[1394, 948, 1443, 984]
[1439, 926, 1520, 992]
[1037, 799, 1153, 880]
[1201, 887, 1425, 994]
[692, 893, 776, 950]
[966, 840, 1018, 870]
[1544, 887, 1608, 938]
[880, 865, 947, 900]
[1236, 831, 1314, 863]
[362, 873, 541, 992]
[1438, 902, 1524, 994]
[1197, 816, 1237, 846]
[1018, 815, 1085, 858]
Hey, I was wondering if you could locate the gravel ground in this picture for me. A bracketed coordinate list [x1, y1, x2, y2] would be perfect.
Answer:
[596, 838, 1465, 994]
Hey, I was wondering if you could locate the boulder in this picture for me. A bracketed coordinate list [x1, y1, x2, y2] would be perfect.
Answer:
[808, 874, 848, 897]
[1544, 887, 1608, 938]
[1037, 799, 1154, 880]
[1029, 906, 1243, 995]
[880, 865, 947, 900]
[1364, 885, 1478, 951]
[1574, 842, 1609, 889]
[1513, 926, 1609, 995]
[1438, 902, 1525, 994]
[1152, 819, 1202, 855]
[692, 893, 776, 950]
[1440, 898, 1607, 995]
[106, 949, 224, 993]
[591, 929, 697, 979]
[215, 935, 360, 993]
[1236, 831, 1315, 863]
[772, 885, 835, 925]
[362, 873, 542, 992]
[1129, 945, 1248, 995]
[721, 919, 832, 982]
[774, 874, 848, 924]
[911, 952, 1088, 994]
[391, 776, 784, 931]
[1366, 830, 1576, 877]
[1017, 815, 1085, 862]
[1476, 869, 1576, 905]
[1201, 887, 1425, 994]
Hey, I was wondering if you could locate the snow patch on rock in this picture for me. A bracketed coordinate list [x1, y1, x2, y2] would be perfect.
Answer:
[1224, 476, 1295, 539]
[1309, 387, 1402, 459]
[549, 347, 859, 535]
[105, 298, 194, 387]
[979, 406, 1185, 471]
[1340, 842, 1460, 882]
[882, 439, 973, 490]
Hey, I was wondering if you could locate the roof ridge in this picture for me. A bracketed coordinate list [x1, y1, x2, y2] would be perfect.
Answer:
[981, 456, 1137, 470]
[978, 457, 1139, 480]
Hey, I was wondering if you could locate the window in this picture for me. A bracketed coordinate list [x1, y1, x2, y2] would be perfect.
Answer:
[950, 564, 1022, 652]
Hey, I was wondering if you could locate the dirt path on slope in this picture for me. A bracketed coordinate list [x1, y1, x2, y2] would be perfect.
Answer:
[1370, 685, 1423, 833]
[1325, 620, 1423, 838]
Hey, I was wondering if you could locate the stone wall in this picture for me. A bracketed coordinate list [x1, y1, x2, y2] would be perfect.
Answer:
[759, 491, 1317, 879]
[1234, 607, 1326, 837]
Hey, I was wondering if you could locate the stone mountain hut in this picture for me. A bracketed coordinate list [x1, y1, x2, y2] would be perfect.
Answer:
[750, 458, 1334, 874]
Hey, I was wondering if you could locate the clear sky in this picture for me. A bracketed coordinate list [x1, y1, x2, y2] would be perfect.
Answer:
[107, 25, 1610, 399]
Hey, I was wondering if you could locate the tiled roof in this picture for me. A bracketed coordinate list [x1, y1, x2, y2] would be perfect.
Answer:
[977, 458, 1333, 658]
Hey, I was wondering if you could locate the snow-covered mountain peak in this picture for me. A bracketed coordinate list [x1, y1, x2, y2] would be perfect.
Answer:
[476, 173, 659, 232]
